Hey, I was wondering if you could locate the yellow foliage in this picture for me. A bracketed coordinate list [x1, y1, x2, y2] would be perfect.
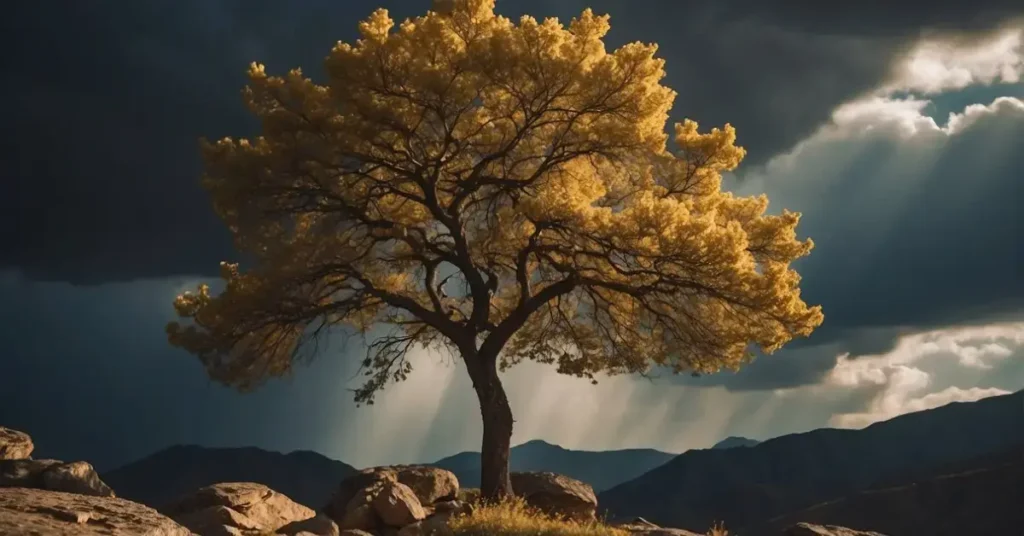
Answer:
[169, 0, 823, 402]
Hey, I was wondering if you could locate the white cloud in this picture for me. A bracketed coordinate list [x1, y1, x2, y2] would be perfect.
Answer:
[820, 94, 1024, 142]
[883, 27, 1023, 95]
[825, 323, 1024, 428]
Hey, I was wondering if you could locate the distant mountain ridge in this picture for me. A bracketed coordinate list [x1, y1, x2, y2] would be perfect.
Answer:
[101, 444, 357, 509]
[598, 390, 1024, 532]
[430, 439, 677, 492]
[712, 436, 760, 450]
[101, 438, 678, 510]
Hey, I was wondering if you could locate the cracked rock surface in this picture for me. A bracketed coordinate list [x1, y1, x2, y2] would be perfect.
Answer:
[0, 487, 191, 535]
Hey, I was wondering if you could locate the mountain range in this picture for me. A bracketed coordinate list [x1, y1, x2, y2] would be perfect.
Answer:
[102, 444, 357, 509]
[98, 390, 1023, 534]
[756, 445, 1024, 535]
[597, 389, 1024, 533]
[101, 439, 677, 509]
[431, 439, 677, 492]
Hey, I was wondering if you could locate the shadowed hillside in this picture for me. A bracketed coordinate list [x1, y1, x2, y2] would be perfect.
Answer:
[598, 390, 1024, 531]
[432, 439, 677, 492]
[101, 444, 357, 509]
[755, 446, 1024, 535]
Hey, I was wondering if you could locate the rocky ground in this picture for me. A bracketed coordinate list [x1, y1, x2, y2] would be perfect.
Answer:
[0, 426, 886, 535]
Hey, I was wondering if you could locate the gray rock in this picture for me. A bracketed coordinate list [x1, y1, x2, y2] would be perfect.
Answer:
[0, 487, 191, 535]
[41, 461, 116, 497]
[0, 427, 33, 460]
[0, 459, 62, 488]
[1, 458, 115, 498]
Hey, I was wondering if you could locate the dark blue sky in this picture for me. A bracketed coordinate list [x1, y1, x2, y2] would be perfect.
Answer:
[1, 0, 1022, 471]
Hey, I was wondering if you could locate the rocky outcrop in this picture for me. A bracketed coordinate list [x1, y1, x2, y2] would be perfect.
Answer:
[0, 427, 34, 460]
[0, 487, 191, 535]
[41, 460, 116, 497]
[0, 425, 931, 536]
[510, 471, 598, 521]
[1, 458, 115, 497]
[786, 522, 888, 536]
[324, 466, 467, 536]
[0, 426, 116, 499]
[162, 481, 333, 535]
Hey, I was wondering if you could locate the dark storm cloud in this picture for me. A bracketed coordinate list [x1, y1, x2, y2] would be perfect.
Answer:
[3, 0, 1022, 284]
[0, 271, 438, 471]
[713, 0, 1024, 35]
[677, 93, 1024, 391]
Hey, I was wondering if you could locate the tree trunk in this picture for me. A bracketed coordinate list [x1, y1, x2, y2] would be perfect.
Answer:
[471, 358, 514, 500]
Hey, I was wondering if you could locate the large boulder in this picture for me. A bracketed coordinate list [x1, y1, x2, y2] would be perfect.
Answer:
[786, 523, 889, 536]
[1, 458, 114, 497]
[0, 427, 33, 460]
[392, 466, 459, 505]
[41, 461, 116, 497]
[324, 466, 458, 531]
[372, 480, 427, 527]
[325, 466, 457, 517]
[324, 467, 396, 525]
[163, 482, 317, 535]
[510, 471, 598, 522]
[0, 487, 190, 535]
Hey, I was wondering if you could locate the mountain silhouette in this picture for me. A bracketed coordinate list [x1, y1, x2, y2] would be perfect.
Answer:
[755, 446, 1024, 535]
[101, 444, 357, 509]
[598, 390, 1024, 532]
[712, 436, 760, 450]
[431, 439, 677, 492]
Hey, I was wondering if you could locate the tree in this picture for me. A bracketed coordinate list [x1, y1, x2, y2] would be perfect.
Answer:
[167, 0, 824, 500]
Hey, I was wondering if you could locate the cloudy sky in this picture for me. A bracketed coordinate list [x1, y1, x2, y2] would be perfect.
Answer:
[1, 0, 1022, 472]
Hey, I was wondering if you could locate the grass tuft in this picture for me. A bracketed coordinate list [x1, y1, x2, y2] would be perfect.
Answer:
[446, 495, 732, 536]
[448, 496, 628, 536]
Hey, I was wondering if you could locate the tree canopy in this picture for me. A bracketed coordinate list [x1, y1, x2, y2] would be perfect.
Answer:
[167, 0, 824, 406]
